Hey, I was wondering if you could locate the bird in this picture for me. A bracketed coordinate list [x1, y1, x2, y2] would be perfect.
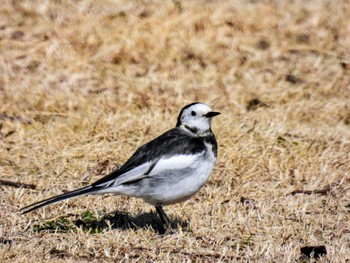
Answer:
[20, 102, 220, 230]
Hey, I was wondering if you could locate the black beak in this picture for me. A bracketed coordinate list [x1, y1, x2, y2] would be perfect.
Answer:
[205, 111, 221, 118]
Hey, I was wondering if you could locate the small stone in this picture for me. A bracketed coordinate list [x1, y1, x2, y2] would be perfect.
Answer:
[300, 246, 327, 259]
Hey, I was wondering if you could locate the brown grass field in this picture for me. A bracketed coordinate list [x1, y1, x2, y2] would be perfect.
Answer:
[1, 0, 350, 261]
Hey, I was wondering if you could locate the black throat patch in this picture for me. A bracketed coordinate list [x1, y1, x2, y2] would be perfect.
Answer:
[184, 125, 198, 134]
[202, 132, 218, 158]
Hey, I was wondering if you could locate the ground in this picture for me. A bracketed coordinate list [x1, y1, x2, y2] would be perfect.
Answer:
[1, 0, 350, 262]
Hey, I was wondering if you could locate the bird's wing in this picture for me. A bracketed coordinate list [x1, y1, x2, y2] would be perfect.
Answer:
[92, 128, 206, 187]
[100, 158, 160, 187]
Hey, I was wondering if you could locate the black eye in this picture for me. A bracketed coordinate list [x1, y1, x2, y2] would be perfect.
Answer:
[191, 111, 196, 116]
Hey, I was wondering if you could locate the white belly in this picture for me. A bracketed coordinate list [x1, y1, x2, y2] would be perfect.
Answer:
[141, 143, 216, 205]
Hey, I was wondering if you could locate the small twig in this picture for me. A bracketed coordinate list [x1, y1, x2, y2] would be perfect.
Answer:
[289, 185, 331, 196]
[0, 179, 36, 189]
[26, 111, 74, 117]
[287, 47, 337, 57]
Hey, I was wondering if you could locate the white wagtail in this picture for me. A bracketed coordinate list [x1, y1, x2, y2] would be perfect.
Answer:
[21, 102, 220, 229]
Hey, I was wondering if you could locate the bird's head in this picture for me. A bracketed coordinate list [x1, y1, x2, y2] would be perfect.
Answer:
[176, 102, 220, 136]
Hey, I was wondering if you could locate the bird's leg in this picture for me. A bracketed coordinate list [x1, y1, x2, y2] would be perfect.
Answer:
[155, 205, 171, 229]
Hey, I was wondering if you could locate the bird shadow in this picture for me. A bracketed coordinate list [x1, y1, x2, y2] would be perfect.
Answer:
[33, 210, 189, 235]
[100, 210, 189, 234]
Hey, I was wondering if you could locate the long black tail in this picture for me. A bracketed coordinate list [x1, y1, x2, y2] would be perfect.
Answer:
[20, 185, 101, 214]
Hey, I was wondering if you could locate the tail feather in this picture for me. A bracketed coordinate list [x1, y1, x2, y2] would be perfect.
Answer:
[20, 185, 100, 214]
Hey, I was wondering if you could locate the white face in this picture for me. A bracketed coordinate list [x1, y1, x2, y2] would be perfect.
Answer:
[177, 103, 219, 134]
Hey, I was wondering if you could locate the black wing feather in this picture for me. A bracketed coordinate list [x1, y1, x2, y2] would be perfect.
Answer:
[92, 127, 206, 186]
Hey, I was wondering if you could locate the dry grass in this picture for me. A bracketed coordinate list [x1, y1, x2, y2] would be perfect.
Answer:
[1, 0, 350, 261]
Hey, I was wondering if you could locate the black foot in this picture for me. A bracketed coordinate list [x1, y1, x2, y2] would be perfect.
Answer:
[155, 205, 171, 231]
